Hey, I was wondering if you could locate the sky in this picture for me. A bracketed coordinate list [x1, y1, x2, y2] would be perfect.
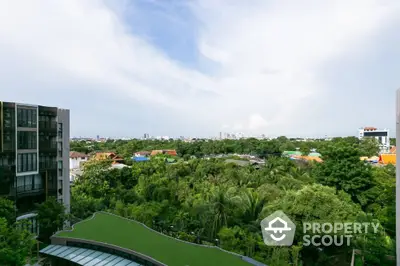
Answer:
[1, 0, 400, 138]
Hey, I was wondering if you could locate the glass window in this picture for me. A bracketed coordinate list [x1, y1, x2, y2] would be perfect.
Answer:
[21, 109, 26, 127]
[32, 110, 37, 127]
[17, 132, 37, 149]
[23, 154, 27, 172]
[17, 175, 24, 188]
[33, 154, 37, 171]
[58, 123, 63, 138]
[25, 175, 32, 186]
[32, 218, 36, 234]
[32, 132, 37, 149]
[17, 153, 37, 173]
[27, 153, 31, 171]
[17, 154, 22, 172]
[24, 109, 28, 127]
[17, 109, 22, 126]
[27, 110, 32, 127]
[34, 174, 41, 189]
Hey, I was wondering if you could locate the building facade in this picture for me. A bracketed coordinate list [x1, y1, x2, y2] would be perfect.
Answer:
[358, 127, 390, 153]
[0, 101, 70, 235]
[69, 151, 88, 170]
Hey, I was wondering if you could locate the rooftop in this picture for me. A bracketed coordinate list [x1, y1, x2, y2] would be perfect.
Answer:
[70, 151, 89, 159]
[56, 212, 257, 266]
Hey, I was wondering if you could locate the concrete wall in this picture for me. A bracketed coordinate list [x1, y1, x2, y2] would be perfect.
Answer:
[69, 157, 87, 169]
[57, 109, 70, 213]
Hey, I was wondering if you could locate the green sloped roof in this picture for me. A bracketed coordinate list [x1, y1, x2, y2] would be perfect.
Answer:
[56, 212, 255, 266]
[308, 152, 321, 157]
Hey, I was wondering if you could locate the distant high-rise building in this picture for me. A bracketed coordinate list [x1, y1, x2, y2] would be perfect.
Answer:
[0, 101, 70, 235]
[358, 127, 390, 153]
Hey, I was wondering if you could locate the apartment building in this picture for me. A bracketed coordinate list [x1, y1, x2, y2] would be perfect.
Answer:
[358, 127, 390, 153]
[0, 101, 70, 235]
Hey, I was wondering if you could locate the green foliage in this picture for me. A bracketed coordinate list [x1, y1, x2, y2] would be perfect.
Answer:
[69, 137, 395, 265]
[0, 218, 36, 266]
[37, 197, 67, 243]
[0, 198, 16, 225]
[313, 142, 373, 205]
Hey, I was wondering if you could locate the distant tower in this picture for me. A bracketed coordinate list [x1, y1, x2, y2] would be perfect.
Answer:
[358, 127, 390, 153]
[219, 132, 222, 140]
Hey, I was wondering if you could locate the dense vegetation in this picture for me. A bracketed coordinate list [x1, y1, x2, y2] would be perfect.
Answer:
[69, 137, 395, 266]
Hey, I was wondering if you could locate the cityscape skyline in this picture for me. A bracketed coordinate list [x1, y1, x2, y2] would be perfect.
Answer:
[70, 127, 392, 141]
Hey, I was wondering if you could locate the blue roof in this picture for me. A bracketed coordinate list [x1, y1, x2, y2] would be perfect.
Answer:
[40, 244, 141, 266]
[132, 156, 149, 162]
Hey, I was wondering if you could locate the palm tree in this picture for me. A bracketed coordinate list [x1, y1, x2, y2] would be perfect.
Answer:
[207, 186, 240, 238]
[285, 166, 312, 183]
[240, 188, 266, 223]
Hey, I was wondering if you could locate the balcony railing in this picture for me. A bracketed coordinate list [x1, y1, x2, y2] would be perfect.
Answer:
[39, 162, 57, 169]
[39, 121, 57, 130]
[16, 183, 43, 193]
[39, 142, 57, 150]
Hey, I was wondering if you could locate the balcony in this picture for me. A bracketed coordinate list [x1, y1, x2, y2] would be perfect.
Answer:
[39, 121, 57, 131]
[39, 162, 57, 170]
[15, 184, 44, 198]
[17, 183, 43, 193]
[39, 142, 57, 152]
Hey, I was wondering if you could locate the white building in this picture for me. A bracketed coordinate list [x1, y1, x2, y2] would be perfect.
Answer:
[69, 151, 89, 169]
[358, 127, 390, 153]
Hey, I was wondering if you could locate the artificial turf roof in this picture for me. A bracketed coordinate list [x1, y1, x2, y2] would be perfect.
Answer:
[56, 212, 253, 266]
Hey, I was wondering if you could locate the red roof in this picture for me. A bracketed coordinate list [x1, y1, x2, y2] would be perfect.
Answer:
[69, 151, 88, 159]
[164, 150, 177, 156]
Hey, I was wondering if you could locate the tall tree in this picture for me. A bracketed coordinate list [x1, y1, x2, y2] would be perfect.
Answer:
[37, 197, 67, 243]
[313, 142, 373, 205]
[0, 198, 16, 225]
[0, 218, 36, 266]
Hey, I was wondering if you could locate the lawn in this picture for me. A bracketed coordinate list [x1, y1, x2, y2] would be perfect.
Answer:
[56, 212, 253, 266]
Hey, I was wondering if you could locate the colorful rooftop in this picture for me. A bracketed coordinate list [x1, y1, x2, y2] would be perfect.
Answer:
[379, 154, 396, 165]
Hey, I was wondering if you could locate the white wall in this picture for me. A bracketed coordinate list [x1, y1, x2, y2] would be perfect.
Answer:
[70, 157, 88, 169]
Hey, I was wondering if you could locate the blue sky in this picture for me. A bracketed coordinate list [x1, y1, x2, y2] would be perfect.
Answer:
[121, 1, 200, 67]
[0, 0, 400, 138]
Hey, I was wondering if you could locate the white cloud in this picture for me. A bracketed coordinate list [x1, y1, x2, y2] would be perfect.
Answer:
[0, 0, 399, 136]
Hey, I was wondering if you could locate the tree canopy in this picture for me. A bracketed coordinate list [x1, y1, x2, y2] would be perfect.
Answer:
[68, 137, 395, 265]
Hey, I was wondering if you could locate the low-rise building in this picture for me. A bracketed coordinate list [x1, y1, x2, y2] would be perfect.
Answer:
[95, 152, 124, 163]
[69, 151, 88, 169]
[150, 149, 177, 156]
[134, 151, 151, 157]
